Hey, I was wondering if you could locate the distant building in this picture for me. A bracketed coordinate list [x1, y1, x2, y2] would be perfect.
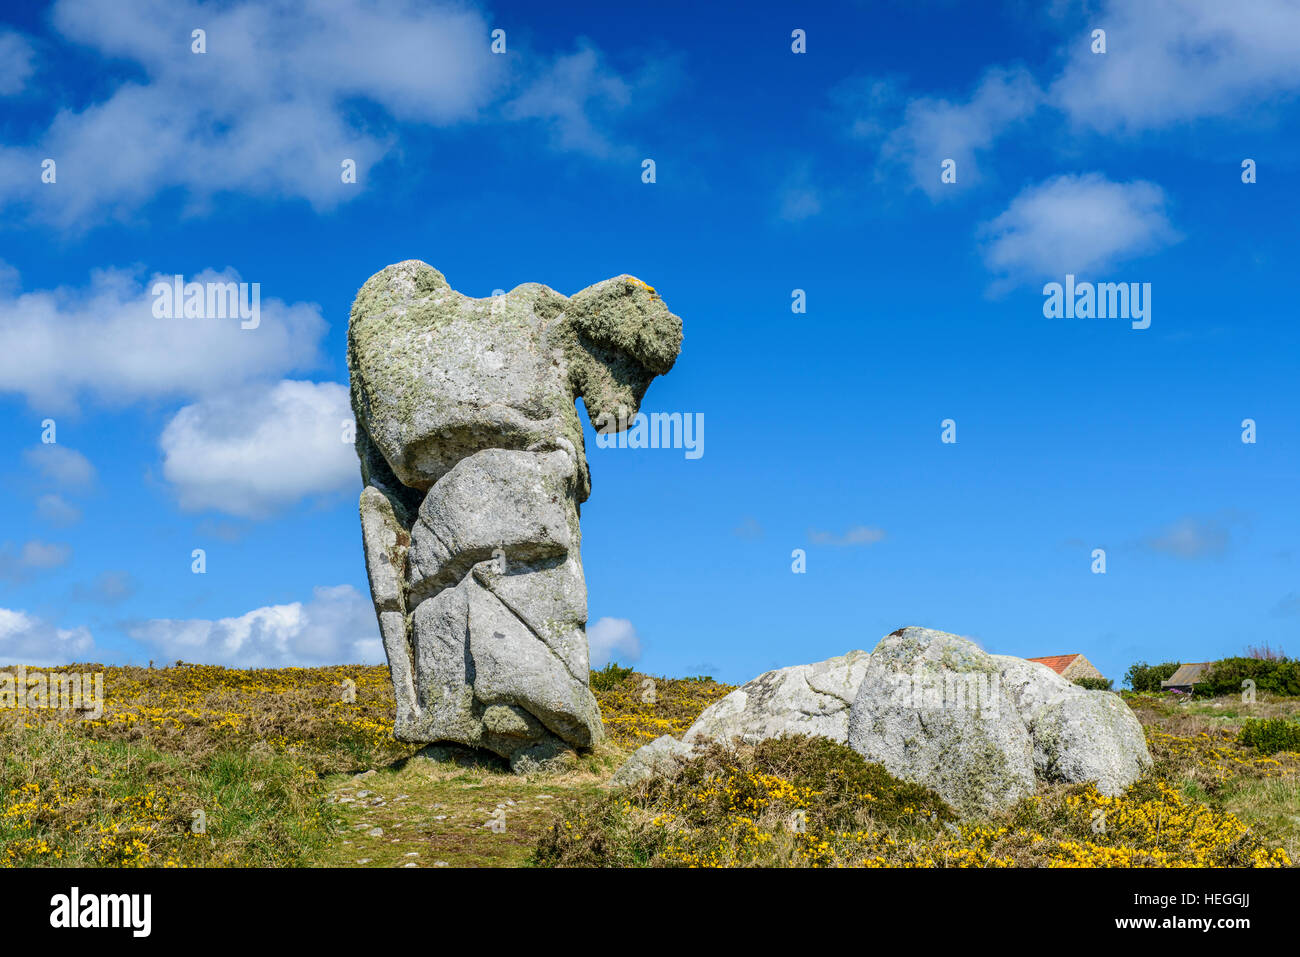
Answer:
[1026, 654, 1104, 682]
[1161, 662, 1214, 692]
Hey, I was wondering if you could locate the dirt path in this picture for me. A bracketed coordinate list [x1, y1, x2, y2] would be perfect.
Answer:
[312, 746, 623, 867]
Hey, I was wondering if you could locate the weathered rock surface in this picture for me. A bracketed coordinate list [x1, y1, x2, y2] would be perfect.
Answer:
[847, 628, 1036, 813]
[610, 652, 869, 785]
[610, 629, 1153, 813]
[848, 627, 1152, 813]
[683, 651, 871, 746]
[994, 653, 1151, 796]
[609, 734, 695, 788]
[349, 261, 683, 771]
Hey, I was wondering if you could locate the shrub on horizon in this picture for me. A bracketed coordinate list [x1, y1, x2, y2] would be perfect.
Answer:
[1124, 661, 1181, 693]
[589, 662, 635, 692]
[1196, 657, 1300, 698]
[1073, 676, 1114, 691]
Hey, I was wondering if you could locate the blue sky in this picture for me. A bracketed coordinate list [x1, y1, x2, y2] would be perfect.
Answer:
[1, 0, 1298, 685]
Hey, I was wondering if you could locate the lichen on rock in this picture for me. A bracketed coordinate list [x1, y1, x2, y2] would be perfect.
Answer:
[612, 627, 1154, 817]
[847, 627, 1153, 813]
[349, 261, 683, 772]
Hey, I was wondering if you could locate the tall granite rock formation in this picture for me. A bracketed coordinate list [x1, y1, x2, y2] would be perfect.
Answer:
[348, 261, 683, 771]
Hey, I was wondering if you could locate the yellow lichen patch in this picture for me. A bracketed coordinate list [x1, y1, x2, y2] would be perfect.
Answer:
[620, 275, 656, 294]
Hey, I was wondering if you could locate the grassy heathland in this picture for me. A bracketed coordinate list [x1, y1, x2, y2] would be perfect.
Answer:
[0, 663, 1295, 867]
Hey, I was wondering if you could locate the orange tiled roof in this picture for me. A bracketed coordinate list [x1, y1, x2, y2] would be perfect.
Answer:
[1026, 654, 1081, 675]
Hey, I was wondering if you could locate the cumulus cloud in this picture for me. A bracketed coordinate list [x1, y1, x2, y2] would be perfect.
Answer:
[834, 75, 905, 141]
[848, 1, 1300, 197]
[1271, 592, 1300, 617]
[126, 584, 381, 667]
[503, 40, 641, 158]
[1142, 516, 1237, 559]
[1052, 0, 1300, 131]
[778, 186, 822, 222]
[0, 540, 73, 581]
[0, 265, 327, 411]
[35, 494, 82, 527]
[874, 66, 1043, 197]
[22, 445, 97, 487]
[979, 174, 1180, 286]
[0, 0, 659, 227]
[71, 570, 136, 605]
[587, 616, 642, 669]
[0, 30, 36, 95]
[732, 517, 764, 540]
[0, 0, 495, 226]
[160, 379, 357, 518]
[772, 158, 830, 223]
[17, 541, 72, 569]
[808, 525, 887, 546]
[0, 607, 94, 666]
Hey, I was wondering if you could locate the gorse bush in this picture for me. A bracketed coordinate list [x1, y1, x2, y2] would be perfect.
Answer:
[590, 670, 733, 749]
[1196, 658, 1300, 698]
[711, 734, 956, 830]
[588, 662, 634, 692]
[1125, 661, 1181, 693]
[0, 663, 407, 867]
[532, 733, 1291, 868]
[532, 734, 955, 868]
[0, 724, 331, 867]
[1073, 676, 1114, 691]
[1238, 718, 1300, 755]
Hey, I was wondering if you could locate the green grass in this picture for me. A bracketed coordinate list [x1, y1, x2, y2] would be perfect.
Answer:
[1124, 691, 1300, 863]
[311, 743, 624, 868]
[4, 664, 1296, 868]
[0, 723, 336, 866]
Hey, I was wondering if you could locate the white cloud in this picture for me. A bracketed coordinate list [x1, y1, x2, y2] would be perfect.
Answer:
[126, 584, 382, 667]
[503, 40, 672, 158]
[0, 265, 327, 411]
[35, 494, 82, 527]
[71, 569, 136, 604]
[835, 75, 904, 142]
[160, 379, 356, 518]
[18, 541, 72, 569]
[1, 0, 658, 227]
[979, 174, 1179, 285]
[0, 30, 35, 95]
[0, 0, 496, 226]
[808, 525, 887, 546]
[1052, 0, 1300, 132]
[587, 616, 642, 669]
[0, 540, 73, 581]
[0, 607, 94, 666]
[850, 1, 1300, 198]
[1273, 592, 1300, 617]
[875, 66, 1043, 197]
[1143, 516, 1235, 559]
[774, 161, 828, 223]
[778, 187, 822, 222]
[22, 445, 97, 487]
